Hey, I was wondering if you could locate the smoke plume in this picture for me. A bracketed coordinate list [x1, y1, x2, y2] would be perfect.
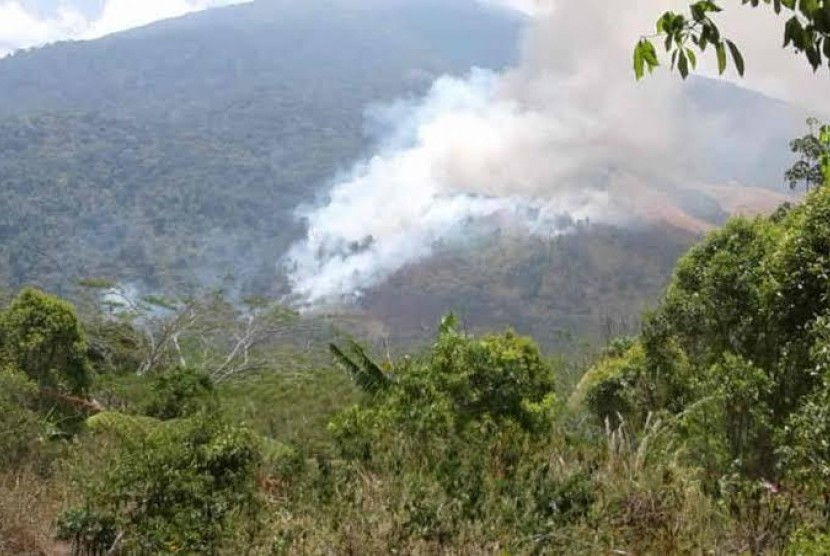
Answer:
[285, 0, 828, 306]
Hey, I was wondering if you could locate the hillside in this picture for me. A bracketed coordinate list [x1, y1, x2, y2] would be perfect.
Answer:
[3, 2, 830, 553]
[0, 0, 803, 349]
[360, 224, 698, 352]
[0, 0, 523, 295]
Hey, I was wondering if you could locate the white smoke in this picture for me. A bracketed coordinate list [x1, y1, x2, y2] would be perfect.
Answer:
[284, 0, 829, 306]
[284, 69, 610, 305]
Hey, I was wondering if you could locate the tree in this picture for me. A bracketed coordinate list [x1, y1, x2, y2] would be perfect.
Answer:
[786, 117, 830, 190]
[85, 285, 300, 381]
[0, 288, 91, 396]
[580, 185, 830, 485]
[634, 0, 830, 80]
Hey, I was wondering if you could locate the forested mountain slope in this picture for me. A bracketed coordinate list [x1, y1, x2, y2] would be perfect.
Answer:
[0, 0, 804, 347]
[0, 0, 522, 294]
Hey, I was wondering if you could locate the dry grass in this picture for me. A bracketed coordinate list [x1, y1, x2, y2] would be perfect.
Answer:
[0, 469, 75, 555]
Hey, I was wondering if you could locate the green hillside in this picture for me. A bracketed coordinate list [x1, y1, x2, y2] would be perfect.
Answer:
[0, 0, 522, 295]
[0, 0, 809, 352]
[2, 184, 830, 553]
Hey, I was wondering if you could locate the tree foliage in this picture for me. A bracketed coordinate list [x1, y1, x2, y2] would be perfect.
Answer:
[786, 117, 830, 190]
[584, 184, 830, 491]
[58, 413, 263, 555]
[0, 368, 46, 469]
[141, 367, 217, 421]
[0, 288, 91, 396]
[635, 0, 830, 79]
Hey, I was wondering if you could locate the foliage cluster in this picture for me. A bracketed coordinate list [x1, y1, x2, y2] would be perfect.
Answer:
[2, 213, 830, 552]
[580, 184, 830, 551]
[636, 0, 830, 79]
[57, 411, 263, 555]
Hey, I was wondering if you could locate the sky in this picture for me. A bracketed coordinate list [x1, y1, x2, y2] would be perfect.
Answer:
[3, 0, 829, 110]
[493, 0, 830, 112]
[0, 0, 251, 56]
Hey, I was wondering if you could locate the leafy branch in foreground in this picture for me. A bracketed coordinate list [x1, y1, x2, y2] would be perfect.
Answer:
[635, 0, 830, 80]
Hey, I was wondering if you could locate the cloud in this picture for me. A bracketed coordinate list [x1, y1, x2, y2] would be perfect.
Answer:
[82, 0, 251, 39]
[478, 0, 548, 16]
[0, 0, 251, 56]
[0, 2, 86, 55]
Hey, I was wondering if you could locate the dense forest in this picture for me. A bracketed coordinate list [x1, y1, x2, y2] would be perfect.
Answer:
[0, 0, 523, 296]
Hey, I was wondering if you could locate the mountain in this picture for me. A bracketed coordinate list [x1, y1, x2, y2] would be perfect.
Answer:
[0, 0, 523, 294]
[0, 0, 803, 349]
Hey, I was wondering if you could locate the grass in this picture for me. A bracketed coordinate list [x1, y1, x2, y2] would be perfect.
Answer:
[218, 361, 361, 454]
[0, 468, 76, 555]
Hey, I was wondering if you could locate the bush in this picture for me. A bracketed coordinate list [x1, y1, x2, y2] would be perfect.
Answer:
[142, 367, 216, 420]
[332, 316, 557, 443]
[58, 413, 263, 554]
[0, 368, 45, 469]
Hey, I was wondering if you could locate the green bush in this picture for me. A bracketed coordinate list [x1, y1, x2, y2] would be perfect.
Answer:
[0, 368, 45, 469]
[58, 413, 263, 554]
[331, 316, 558, 453]
[142, 367, 216, 420]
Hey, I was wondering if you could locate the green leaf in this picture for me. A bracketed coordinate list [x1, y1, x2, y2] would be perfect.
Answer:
[806, 45, 822, 70]
[634, 41, 646, 80]
[642, 40, 660, 71]
[727, 40, 745, 75]
[716, 41, 728, 74]
[785, 16, 804, 47]
[678, 49, 690, 78]
[330, 341, 392, 395]
[687, 48, 698, 69]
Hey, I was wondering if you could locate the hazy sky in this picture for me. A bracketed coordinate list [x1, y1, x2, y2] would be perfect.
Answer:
[4, 0, 830, 112]
[494, 0, 830, 112]
[0, 0, 251, 56]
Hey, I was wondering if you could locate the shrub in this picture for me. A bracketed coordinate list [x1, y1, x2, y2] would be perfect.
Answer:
[58, 413, 263, 554]
[142, 367, 216, 420]
[0, 368, 45, 469]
